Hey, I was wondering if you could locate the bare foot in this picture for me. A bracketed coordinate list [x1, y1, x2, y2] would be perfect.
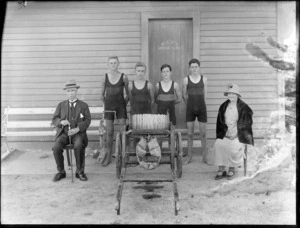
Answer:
[201, 147, 209, 163]
[202, 157, 208, 164]
[183, 154, 192, 165]
[96, 149, 107, 164]
[101, 151, 112, 167]
[101, 156, 111, 167]
[202, 154, 208, 163]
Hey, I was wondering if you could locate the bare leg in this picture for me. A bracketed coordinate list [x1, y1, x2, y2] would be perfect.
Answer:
[183, 121, 194, 165]
[112, 118, 126, 157]
[101, 119, 114, 167]
[199, 122, 208, 163]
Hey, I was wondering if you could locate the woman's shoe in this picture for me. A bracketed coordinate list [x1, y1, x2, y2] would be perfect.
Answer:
[227, 170, 235, 180]
[215, 170, 227, 180]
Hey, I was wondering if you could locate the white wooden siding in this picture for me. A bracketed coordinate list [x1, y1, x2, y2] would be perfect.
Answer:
[198, 1, 278, 139]
[2, 1, 280, 140]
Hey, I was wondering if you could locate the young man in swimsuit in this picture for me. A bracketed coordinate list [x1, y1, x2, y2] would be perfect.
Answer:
[128, 62, 154, 116]
[182, 58, 208, 165]
[155, 64, 181, 126]
[99, 56, 129, 167]
[129, 62, 155, 166]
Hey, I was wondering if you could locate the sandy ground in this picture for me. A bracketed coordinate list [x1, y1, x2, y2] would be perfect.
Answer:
[1, 145, 296, 225]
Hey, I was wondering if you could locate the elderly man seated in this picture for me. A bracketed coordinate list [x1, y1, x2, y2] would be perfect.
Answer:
[51, 80, 91, 182]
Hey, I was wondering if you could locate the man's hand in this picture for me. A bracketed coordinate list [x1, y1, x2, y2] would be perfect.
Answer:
[60, 119, 70, 126]
[68, 127, 80, 136]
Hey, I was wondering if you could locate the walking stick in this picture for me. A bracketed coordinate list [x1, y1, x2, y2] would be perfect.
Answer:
[69, 124, 74, 183]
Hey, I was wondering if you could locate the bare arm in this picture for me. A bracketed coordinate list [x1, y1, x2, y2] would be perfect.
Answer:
[123, 74, 130, 105]
[203, 76, 208, 104]
[147, 82, 155, 108]
[154, 82, 160, 103]
[182, 77, 188, 103]
[173, 82, 182, 104]
[99, 79, 106, 106]
[128, 81, 133, 104]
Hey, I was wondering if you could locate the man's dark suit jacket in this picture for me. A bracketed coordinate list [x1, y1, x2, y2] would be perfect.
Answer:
[52, 100, 91, 147]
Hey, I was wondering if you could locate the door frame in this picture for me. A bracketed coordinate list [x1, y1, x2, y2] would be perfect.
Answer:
[141, 11, 200, 80]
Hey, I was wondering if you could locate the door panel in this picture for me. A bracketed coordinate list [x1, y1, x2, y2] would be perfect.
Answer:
[149, 19, 193, 128]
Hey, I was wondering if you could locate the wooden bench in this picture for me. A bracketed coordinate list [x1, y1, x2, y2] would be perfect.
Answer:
[2, 106, 131, 143]
[2, 106, 105, 142]
[1, 106, 108, 161]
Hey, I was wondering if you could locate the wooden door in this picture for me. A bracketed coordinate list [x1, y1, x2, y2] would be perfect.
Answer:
[149, 19, 193, 129]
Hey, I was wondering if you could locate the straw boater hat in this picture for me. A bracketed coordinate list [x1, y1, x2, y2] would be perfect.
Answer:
[63, 79, 80, 90]
[224, 84, 241, 97]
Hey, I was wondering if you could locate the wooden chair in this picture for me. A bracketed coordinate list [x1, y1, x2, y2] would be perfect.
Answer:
[3, 107, 103, 141]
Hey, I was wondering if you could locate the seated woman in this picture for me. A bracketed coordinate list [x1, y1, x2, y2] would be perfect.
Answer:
[214, 84, 254, 180]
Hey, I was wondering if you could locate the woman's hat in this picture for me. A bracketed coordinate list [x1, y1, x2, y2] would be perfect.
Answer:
[224, 84, 241, 97]
[63, 79, 80, 90]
